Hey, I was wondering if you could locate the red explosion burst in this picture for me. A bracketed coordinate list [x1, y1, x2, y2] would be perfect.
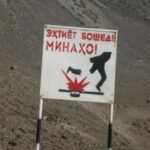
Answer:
[62, 69, 90, 92]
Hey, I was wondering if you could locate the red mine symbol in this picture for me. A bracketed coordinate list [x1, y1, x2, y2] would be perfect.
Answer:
[59, 69, 103, 97]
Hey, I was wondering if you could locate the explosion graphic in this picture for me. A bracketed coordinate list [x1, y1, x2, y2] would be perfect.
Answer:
[62, 69, 89, 92]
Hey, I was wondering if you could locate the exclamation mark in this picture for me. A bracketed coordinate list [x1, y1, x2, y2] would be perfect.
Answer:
[112, 33, 116, 43]
[95, 44, 98, 54]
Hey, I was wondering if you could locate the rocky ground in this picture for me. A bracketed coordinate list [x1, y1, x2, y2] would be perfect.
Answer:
[0, 0, 150, 150]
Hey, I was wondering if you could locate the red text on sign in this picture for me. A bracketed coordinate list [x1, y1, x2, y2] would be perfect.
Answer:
[46, 41, 98, 55]
[47, 29, 77, 39]
[82, 32, 112, 42]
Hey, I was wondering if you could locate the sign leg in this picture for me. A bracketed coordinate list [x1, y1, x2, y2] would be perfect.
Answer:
[108, 103, 114, 150]
[36, 98, 43, 150]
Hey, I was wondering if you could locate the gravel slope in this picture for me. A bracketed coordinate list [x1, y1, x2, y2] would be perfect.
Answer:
[0, 0, 150, 150]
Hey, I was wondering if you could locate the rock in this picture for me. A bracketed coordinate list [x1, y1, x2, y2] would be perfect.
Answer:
[3, 128, 6, 131]
[114, 132, 118, 136]
[18, 94, 23, 97]
[8, 140, 17, 146]
[147, 128, 150, 133]
[43, 116, 48, 120]
[10, 65, 17, 70]
[116, 104, 122, 110]
[146, 16, 150, 20]
[138, 59, 143, 63]
[8, 73, 13, 76]
[146, 99, 150, 103]
[61, 134, 67, 140]
[121, 146, 125, 150]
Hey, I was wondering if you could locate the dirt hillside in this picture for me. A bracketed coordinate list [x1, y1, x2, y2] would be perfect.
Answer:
[0, 0, 150, 150]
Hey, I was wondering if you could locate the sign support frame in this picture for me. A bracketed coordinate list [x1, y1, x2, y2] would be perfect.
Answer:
[35, 99, 115, 150]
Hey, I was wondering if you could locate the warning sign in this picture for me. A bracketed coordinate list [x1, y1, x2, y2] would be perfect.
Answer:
[40, 25, 118, 103]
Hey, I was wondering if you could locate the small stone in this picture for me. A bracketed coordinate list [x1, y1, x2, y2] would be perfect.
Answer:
[114, 132, 118, 136]
[43, 116, 48, 120]
[9, 73, 13, 76]
[8, 140, 17, 146]
[146, 16, 150, 20]
[61, 134, 67, 140]
[10, 65, 17, 70]
[8, 83, 11, 88]
[116, 104, 121, 109]
[147, 128, 150, 133]
[19, 94, 23, 97]
[116, 142, 119, 146]
[121, 146, 125, 150]
[146, 99, 150, 103]
[138, 59, 143, 63]
[3, 128, 6, 131]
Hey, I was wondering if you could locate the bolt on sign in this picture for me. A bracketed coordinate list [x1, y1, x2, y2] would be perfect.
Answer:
[40, 25, 118, 103]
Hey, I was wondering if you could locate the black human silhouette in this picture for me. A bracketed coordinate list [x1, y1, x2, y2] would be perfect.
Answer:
[89, 52, 112, 92]
[67, 67, 81, 75]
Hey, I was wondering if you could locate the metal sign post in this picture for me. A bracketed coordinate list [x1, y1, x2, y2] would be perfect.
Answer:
[108, 103, 114, 150]
[36, 98, 43, 150]
[36, 25, 118, 150]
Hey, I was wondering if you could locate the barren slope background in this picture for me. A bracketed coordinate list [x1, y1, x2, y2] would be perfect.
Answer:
[0, 0, 150, 150]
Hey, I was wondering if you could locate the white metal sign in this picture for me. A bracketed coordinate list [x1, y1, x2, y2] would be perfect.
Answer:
[40, 25, 118, 103]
